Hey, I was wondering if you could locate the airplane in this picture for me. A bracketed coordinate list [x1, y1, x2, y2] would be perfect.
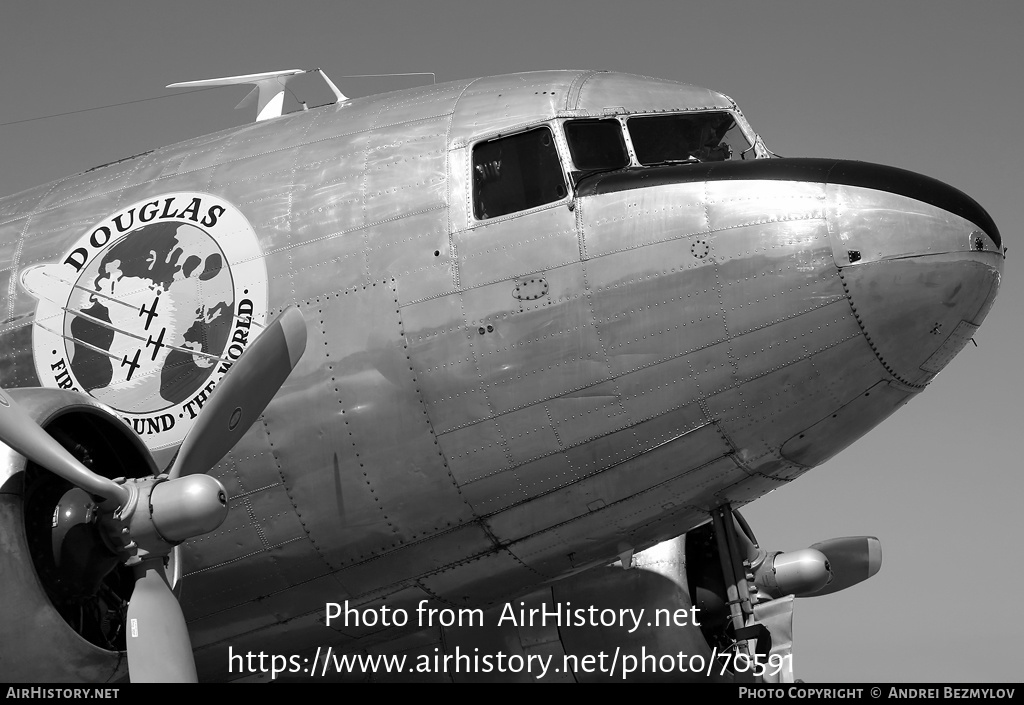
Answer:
[0, 68, 1003, 683]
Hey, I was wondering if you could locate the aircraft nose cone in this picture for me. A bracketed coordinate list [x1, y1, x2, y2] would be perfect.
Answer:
[825, 161, 1003, 387]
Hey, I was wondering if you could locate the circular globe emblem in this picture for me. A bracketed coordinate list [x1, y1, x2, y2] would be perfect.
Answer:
[23, 193, 268, 451]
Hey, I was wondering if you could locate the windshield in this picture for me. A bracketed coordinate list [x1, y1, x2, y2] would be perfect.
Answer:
[627, 112, 753, 165]
[564, 119, 629, 170]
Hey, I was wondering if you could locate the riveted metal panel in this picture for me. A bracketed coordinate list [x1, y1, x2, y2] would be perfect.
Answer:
[552, 407, 720, 495]
[705, 179, 826, 232]
[0, 268, 14, 321]
[30, 156, 154, 218]
[310, 97, 398, 142]
[362, 117, 448, 225]
[366, 206, 449, 276]
[507, 456, 744, 578]
[411, 268, 606, 434]
[473, 284, 606, 417]
[492, 399, 565, 467]
[240, 480, 311, 548]
[782, 381, 913, 468]
[181, 542, 293, 619]
[237, 131, 365, 234]
[273, 206, 455, 307]
[460, 452, 574, 515]
[0, 325, 33, 388]
[584, 226, 718, 293]
[729, 299, 858, 383]
[456, 205, 578, 289]
[462, 260, 588, 325]
[402, 293, 486, 432]
[19, 208, 114, 265]
[470, 407, 722, 522]
[450, 72, 578, 139]
[0, 183, 49, 221]
[612, 353, 703, 422]
[448, 145, 470, 236]
[318, 283, 475, 544]
[269, 231, 364, 306]
[485, 352, 609, 419]
[713, 470, 788, 504]
[370, 81, 467, 127]
[711, 216, 843, 332]
[335, 523, 495, 596]
[187, 573, 348, 650]
[725, 266, 847, 337]
[710, 356, 863, 465]
[0, 218, 20, 263]
[17, 199, 117, 270]
[580, 184, 708, 259]
[486, 421, 730, 542]
[548, 394, 631, 448]
[921, 320, 979, 373]
[371, 211, 455, 304]
[419, 548, 542, 605]
[226, 111, 319, 163]
[439, 418, 512, 485]
[839, 253, 1000, 386]
[826, 184, 987, 267]
[210, 421, 292, 499]
[795, 333, 886, 407]
[156, 132, 240, 180]
[248, 296, 397, 570]
[573, 72, 733, 114]
[584, 234, 727, 376]
[182, 502, 270, 575]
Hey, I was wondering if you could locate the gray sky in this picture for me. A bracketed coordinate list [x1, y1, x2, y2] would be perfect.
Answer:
[2, 0, 1019, 683]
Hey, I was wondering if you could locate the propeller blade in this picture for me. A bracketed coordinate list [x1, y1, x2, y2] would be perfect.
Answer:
[127, 558, 197, 683]
[809, 536, 882, 596]
[0, 388, 127, 505]
[168, 306, 306, 479]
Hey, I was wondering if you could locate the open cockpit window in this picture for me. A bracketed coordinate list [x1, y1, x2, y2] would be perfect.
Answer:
[627, 112, 753, 165]
[473, 127, 567, 220]
[564, 119, 629, 171]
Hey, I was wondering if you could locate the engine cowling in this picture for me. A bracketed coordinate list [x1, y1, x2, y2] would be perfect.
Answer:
[685, 510, 882, 659]
[0, 388, 156, 682]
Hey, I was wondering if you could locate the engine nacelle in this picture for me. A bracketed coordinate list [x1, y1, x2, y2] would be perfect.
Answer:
[756, 548, 831, 598]
[0, 388, 155, 682]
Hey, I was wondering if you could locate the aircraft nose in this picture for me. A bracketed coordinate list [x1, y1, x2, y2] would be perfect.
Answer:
[825, 160, 1003, 387]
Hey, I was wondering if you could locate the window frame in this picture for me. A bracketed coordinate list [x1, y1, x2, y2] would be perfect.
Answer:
[470, 124, 570, 222]
[562, 118, 630, 172]
[625, 110, 756, 165]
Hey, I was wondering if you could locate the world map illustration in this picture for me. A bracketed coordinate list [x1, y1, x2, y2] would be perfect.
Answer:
[65, 221, 234, 413]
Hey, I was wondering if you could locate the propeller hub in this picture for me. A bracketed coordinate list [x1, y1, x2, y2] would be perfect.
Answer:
[150, 474, 229, 544]
[118, 474, 228, 555]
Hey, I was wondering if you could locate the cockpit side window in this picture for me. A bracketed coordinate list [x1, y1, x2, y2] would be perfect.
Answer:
[473, 127, 567, 220]
[564, 119, 629, 171]
[627, 112, 754, 165]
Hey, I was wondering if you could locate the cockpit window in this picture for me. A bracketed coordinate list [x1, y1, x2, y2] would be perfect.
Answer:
[564, 119, 629, 170]
[627, 112, 753, 165]
[473, 127, 567, 220]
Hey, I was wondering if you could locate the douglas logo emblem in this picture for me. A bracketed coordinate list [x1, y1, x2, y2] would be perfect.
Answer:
[21, 193, 268, 451]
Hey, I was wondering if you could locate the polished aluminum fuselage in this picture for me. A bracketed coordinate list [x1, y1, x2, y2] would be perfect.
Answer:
[0, 71, 1002, 678]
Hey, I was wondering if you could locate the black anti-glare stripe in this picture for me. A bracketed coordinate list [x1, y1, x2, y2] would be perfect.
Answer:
[576, 158, 1001, 249]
